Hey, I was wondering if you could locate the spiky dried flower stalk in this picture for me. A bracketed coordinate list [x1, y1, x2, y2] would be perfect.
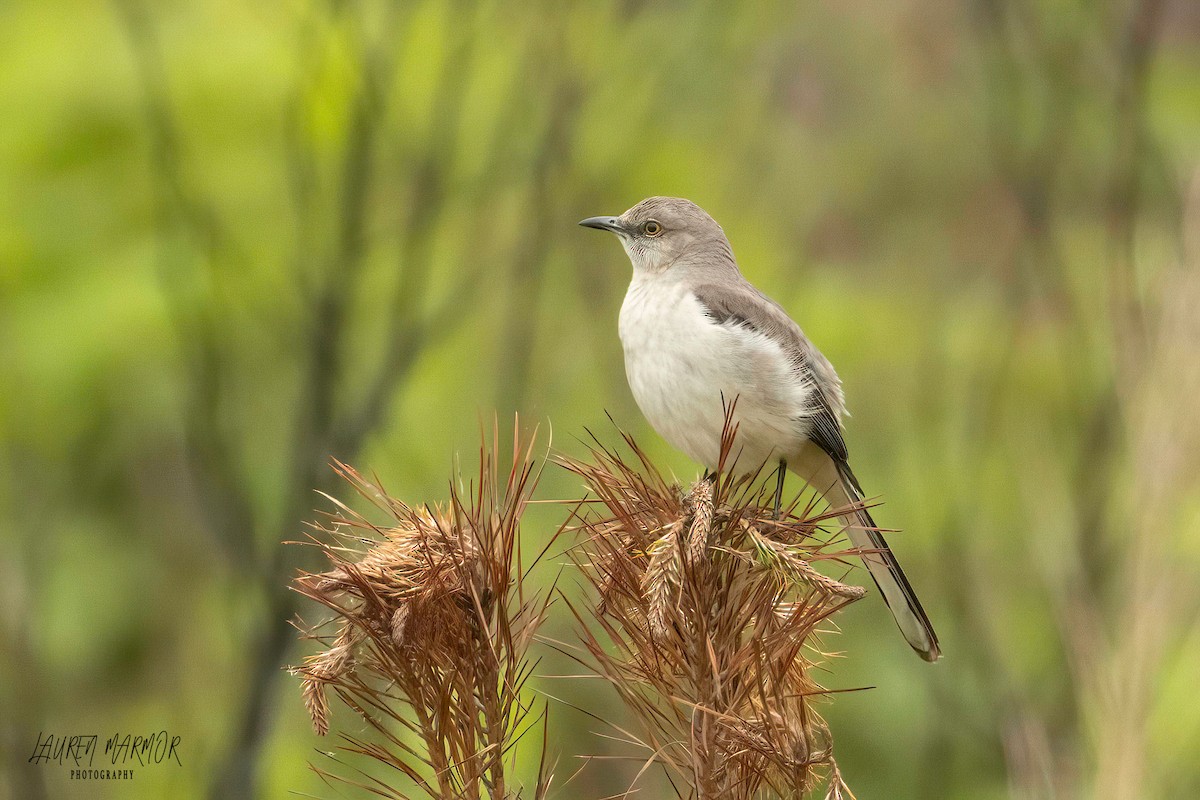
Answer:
[558, 421, 861, 800]
[290, 425, 558, 800]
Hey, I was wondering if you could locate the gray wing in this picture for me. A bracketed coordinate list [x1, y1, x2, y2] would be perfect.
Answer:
[691, 281, 850, 463]
[693, 283, 940, 661]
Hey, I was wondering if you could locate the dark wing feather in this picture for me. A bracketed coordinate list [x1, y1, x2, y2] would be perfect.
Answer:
[806, 388, 849, 463]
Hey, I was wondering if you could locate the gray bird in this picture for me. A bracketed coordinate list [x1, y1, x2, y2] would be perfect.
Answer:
[580, 196, 940, 662]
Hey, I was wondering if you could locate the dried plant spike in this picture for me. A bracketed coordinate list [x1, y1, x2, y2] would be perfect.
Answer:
[644, 521, 683, 642]
[293, 623, 361, 736]
[805, 567, 867, 601]
[299, 677, 330, 737]
[744, 522, 866, 600]
[390, 604, 409, 647]
[686, 478, 715, 565]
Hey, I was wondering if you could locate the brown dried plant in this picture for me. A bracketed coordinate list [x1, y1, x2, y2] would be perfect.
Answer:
[290, 425, 557, 800]
[557, 418, 863, 800]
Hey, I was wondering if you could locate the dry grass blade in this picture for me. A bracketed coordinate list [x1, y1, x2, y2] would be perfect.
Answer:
[290, 420, 559, 800]
[557, 416, 863, 799]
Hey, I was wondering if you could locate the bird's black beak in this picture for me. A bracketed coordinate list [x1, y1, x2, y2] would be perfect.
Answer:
[578, 216, 624, 234]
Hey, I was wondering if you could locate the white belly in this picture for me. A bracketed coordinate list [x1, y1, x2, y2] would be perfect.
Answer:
[618, 278, 813, 473]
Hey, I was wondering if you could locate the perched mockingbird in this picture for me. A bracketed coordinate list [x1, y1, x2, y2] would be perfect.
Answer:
[580, 196, 940, 662]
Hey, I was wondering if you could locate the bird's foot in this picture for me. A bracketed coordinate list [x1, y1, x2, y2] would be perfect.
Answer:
[772, 460, 786, 520]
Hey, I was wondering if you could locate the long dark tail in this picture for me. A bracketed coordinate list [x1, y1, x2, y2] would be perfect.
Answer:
[830, 461, 941, 662]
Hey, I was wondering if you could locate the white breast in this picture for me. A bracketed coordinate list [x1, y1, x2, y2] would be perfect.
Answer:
[618, 276, 814, 473]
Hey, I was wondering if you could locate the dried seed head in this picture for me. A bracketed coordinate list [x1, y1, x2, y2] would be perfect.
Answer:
[293, 624, 360, 735]
[686, 479, 715, 565]
[643, 522, 683, 642]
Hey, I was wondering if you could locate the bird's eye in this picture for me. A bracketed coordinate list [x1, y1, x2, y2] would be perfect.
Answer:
[643, 220, 663, 236]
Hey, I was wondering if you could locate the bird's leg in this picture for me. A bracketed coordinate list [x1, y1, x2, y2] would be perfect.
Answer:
[773, 459, 786, 520]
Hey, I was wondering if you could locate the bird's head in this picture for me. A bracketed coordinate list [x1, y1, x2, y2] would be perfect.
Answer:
[579, 196, 734, 275]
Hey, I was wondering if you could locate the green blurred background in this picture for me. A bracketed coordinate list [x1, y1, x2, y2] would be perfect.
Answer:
[3, 0, 1200, 798]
